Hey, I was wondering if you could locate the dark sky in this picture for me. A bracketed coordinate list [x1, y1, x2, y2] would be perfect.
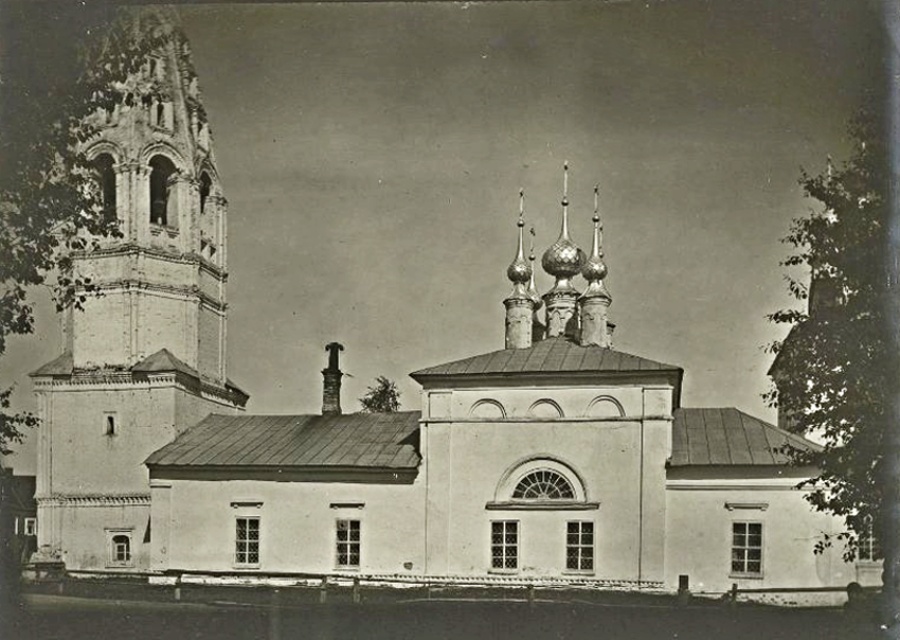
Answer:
[0, 1, 884, 472]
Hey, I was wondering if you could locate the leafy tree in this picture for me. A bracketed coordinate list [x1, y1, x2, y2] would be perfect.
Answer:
[359, 376, 401, 413]
[766, 109, 898, 610]
[0, 5, 166, 454]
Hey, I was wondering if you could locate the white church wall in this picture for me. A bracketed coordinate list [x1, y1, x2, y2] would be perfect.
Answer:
[154, 477, 426, 575]
[72, 293, 131, 369]
[438, 386, 647, 421]
[664, 471, 875, 602]
[41, 502, 151, 572]
[422, 417, 667, 581]
[197, 306, 224, 382]
[39, 384, 177, 496]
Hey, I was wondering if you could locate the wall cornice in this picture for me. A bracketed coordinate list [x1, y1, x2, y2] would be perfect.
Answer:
[37, 494, 150, 508]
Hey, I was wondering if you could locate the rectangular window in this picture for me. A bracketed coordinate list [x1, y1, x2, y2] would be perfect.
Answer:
[566, 521, 594, 571]
[336, 519, 361, 569]
[23, 517, 37, 536]
[731, 522, 763, 576]
[235, 517, 260, 567]
[104, 412, 117, 436]
[859, 523, 882, 562]
[491, 520, 518, 570]
[106, 529, 134, 568]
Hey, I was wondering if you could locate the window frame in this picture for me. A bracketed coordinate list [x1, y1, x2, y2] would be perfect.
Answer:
[23, 517, 37, 537]
[335, 518, 361, 570]
[103, 412, 117, 436]
[489, 519, 519, 573]
[234, 515, 261, 569]
[105, 528, 134, 568]
[564, 520, 595, 574]
[730, 521, 764, 578]
[858, 517, 882, 563]
[512, 469, 577, 501]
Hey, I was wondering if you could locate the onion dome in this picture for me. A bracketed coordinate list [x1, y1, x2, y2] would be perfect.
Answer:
[581, 185, 611, 300]
[527, 250, 543, 309]
[506, 190, 532, 290]
[541, 163, 586, 280]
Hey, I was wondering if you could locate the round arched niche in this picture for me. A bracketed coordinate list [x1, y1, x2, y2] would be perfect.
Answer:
[468, 398, 507, 419]
[527, 399, 564, 419]
[584, 396, 625, 418]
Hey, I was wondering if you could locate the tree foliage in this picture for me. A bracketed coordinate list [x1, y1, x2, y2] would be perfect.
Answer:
[766, 111, 888, 560]
[0, 5, 167, 453]
[359, 376, 401, 413]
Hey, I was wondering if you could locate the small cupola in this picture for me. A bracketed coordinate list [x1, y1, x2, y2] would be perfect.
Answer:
[503, 190, 535, 349]
[541, 162, 585, 338]
[579, 185, 613, 347]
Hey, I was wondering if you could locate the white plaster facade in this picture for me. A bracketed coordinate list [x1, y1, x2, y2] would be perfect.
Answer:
[31, 11, 881, 605]
[30, 13, 246, 573]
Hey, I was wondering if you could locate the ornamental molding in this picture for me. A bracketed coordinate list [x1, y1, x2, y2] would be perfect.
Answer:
[37, 494, 150, 508]
[35, 371, 247, 409]
[169, 571, 665, 592]
[666, 479, 805, 491]
[79, 280, 226, 313]
[70, 244, 227, 280]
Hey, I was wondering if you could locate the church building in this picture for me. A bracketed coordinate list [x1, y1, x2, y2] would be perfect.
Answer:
[29, 9, 880, 602]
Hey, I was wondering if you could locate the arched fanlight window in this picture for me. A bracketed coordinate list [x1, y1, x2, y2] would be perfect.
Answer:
[149, 155, 177, 226]
[92, 153, 117, 221]
[512, 469, 575, 500]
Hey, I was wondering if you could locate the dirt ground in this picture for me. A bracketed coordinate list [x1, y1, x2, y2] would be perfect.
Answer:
[3, 580, 884, 640]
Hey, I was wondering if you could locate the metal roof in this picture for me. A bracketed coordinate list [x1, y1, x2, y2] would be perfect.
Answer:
[410, 337, 682, 379]
[145, 411, 421, 469]
[30, 348, 248, 399]
[669, 407, 821, 467]
[147, 405, 814, 473]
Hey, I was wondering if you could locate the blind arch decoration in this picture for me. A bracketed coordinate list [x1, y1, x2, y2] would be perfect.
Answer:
[512, 469, 576, 500]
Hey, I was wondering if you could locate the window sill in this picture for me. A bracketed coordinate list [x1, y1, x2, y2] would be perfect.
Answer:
[334, 566, 361, 572]
[729, 573, 764, 580]
[233, 565, 261, 571]
[485, 501, 600, 511]
[856, 560, 882, 567]
[150, 224, 179, 238]
[488, 568, 519, 575]
[562, 570, 595, 577]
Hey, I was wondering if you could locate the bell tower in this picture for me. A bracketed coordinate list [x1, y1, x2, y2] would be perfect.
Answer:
[30, 8, 247, 573]
[64, 8, 229, 382]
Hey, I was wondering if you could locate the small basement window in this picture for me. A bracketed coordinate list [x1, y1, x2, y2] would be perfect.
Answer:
[104, 414, 116, 436]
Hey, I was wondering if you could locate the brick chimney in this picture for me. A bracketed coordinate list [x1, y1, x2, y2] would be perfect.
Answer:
[322, 342, 344, 415]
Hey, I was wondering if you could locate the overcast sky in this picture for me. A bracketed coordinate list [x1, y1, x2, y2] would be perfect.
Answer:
[1, 1, 883, 473]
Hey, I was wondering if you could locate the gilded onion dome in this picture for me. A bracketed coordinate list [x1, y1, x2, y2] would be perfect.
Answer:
[527, 250, 543, 309]
[582, 186, 611, 300]
[507, 219, 532, 285]
[542, 163, 585, 279]
[506, 190, 532, 291]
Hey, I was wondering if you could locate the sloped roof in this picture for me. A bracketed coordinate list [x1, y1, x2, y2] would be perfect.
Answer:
[669, 407, 821, 466]
[30, 348, 248, 399]
[132, 348, 198, 377]
[411, 337, 681, 379]
[30, 352, 74, 377]
[145, 411, 421, 470]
